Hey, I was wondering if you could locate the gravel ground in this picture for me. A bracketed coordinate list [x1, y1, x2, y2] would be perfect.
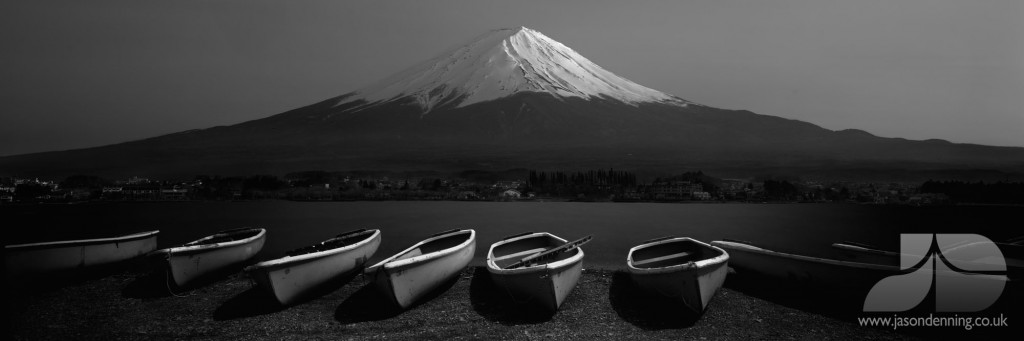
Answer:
[5, 264, 992, 340]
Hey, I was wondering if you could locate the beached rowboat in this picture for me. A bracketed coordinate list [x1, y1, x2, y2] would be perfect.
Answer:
[151, 227, 266, 288]
[715, 239, 1009, 311]
[627, 237, 729, 314]
[365, 229, 475, 309]
[711, 239, 901, 288]
[486, 232, 586, 312]
[833, 240, 1023, 279]
[712, 239, 1012, 285]
[5, 230, 160, 278]
[245, 229, 381, 306]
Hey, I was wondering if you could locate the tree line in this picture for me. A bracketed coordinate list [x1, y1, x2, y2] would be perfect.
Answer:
[528, 169, 637, 188]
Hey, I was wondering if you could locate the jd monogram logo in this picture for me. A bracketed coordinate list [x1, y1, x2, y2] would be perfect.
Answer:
[863, 234, 1007, 312]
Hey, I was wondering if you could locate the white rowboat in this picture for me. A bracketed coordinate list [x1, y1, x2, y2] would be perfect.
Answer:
[487, 232, 585, 312]
[365, 229, 475, 309]
[151, 227, 266, 289]
[5, 230, 160, 278]
[627, 237, 729, 314]
[245, 229, 381, 306]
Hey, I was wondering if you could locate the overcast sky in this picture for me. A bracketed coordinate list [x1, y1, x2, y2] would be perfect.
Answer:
[2, 0, 1022, 156]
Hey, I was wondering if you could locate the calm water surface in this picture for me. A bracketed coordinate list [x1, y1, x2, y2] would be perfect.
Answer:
[3, 202, 1021, 269]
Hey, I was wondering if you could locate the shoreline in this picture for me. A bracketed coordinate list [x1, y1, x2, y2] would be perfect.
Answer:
[9, 200, 1023, 208]
[8, 266, 938, 340]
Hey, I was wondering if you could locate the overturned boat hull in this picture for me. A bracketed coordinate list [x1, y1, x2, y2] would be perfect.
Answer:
[246, 229, 381, 306]
[487, 232, 584, 313]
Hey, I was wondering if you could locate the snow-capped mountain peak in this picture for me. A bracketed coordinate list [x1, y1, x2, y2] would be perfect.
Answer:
[340, 26, 691, 111]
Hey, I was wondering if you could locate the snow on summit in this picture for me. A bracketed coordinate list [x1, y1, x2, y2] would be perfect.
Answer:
[341, 27, 690, 111]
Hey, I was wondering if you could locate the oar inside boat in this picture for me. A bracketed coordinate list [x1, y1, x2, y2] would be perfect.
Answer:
[629, 236, 702, 268]
[505, 235, 592, 269]
[501, 231, 536, 240]
[639, 236, 676, 245]
[485, 232, 588, 312]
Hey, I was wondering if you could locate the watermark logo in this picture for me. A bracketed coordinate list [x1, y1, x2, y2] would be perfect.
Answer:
[863, 234, 1007, 312]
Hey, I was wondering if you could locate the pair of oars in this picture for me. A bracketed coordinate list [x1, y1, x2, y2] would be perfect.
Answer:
[506, 235, 592, 269]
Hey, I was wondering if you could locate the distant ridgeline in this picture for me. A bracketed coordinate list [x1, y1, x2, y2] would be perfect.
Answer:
[1, 170, 1022, 204]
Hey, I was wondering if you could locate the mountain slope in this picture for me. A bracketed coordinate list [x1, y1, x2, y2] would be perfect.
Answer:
[343, 27, 689, 111]
[2, 27, 1023, 180]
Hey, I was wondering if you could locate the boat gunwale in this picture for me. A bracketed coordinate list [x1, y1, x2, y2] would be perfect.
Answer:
[486, 232, 585, 274]
[946, 241, 1022, 254]
[711, 239, 899, 271]
[366, 229, 475, 273]
[245, 229, 381, 271]
[834, 240, 1021, 276]
[834, 240, 1021, 259]
[158, 228, 266, 256]
[5, 230, 160, 250]
[832, 241, 900, 256]
[627, 237, 728, 273]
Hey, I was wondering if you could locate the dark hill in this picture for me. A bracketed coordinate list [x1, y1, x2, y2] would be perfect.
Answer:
[2, 92, 1023, 181]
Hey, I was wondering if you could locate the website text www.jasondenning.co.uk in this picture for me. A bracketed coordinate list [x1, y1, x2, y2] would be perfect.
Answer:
[858, 314, 1008, 330]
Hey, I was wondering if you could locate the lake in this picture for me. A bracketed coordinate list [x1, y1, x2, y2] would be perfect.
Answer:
[3, 201, 1021, 269]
